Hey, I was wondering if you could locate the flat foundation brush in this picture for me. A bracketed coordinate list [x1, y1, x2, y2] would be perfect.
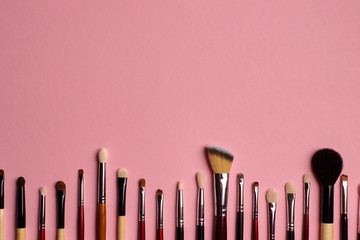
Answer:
[302, 174, 310, 240]
[117, 168, 128, 240]
[16, 177, 26, 240]
[340, 175, 348, 240]
[78, 169, 84, 240]
[285, 182, 296, 240]
[196, 172, 205, 240]
[56, 181, 66, 240]
[97, 148, 108, 240]
[252, 182, 259, 240]
[38, 187, 46, 240]
[156, 190, 164, 240]
[206, 145, 234, 240]
[267, 188, 277, 240]
[0, 170, 4, 240]
[176, 182, 184, 240]
[138, 178, 146, 240]
[236, 173, 244, 240]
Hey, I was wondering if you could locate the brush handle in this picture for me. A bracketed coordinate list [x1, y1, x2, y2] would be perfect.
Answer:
[156, 229, 163, 240]
[17, 228, 26, 240]
[287, 231, 294, 240]
[252, 219, 258, 240]
[340, 214, 348, 240]
[57, 229, 64, 240]
[236, 212, 243, 240]
[357, 233, 360, 240]
[214, 215, 227, 240]
[118, 216, 125, 240]
[196, 225, 204, 240]
[302, 214, 309, 240]
[0, 209, 3, 240]
[78, 206, 84, 240]
[38, 229, 45, 240]
[138, 221, 145, 240]
[97, 203, 106, 240]
[320, 223, 333, 240]
[176, 227, 184, 240]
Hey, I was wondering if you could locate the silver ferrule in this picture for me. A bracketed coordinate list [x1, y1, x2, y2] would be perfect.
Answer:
[176, 189, 184, 228]
[197, 188, 204, 226]
[97, 162, 106, 203]
[139, 187, 145, 222]
[39, 195, 46, 230]
[341, 180, 348, 214]
[286, 194, 295, 231]
[214, 173, 229, 217]
[268, 202, 277, 240]
[157, 193, 164, 230]
[253, 185, 259, 219]
[303, 182, 310, 214]
[237, 176, 244, 213]
[79, 174, 84, 207]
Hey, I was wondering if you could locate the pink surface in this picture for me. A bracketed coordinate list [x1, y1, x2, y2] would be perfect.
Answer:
[1, 0, 360, 239]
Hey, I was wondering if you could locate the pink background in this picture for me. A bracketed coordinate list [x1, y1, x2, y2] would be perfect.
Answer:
[1, 0, 360, 239]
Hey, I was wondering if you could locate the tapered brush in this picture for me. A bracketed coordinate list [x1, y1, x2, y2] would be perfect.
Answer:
[56, 181, 66, 240]
[78, 169, 84, 240]
[340, 175, 348, 240]
[156, 190, 164, 240]
[302, 174, 310, 240]
[38, 187, 46, 240]
[97, 148, 108, 240]
[205, 145, 234, 240]
[16, 177, 26, 240]
[0, 170, 4, 240]
[236, 173, 244, 240]
[252, 182, 259, 240]
[176, 182, 184, 240]
[117, 168, 128, 240]
[138, 178, 146, 240]
[285, 182, 296, 240]
[196, 172, 205, 240]
[311, 148, 342, 240]
[267, 188, 277, 240]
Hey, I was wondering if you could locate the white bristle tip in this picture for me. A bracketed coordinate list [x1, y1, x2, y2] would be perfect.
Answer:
[117, 168, 128, 178]
[285, 182, 296, 194]
[39, 187, 47, 196]
[196, 172, 205, 188]
[98, 148, 108, 163]
[303, 174, 311, 183]
[266, 188, 278, 203]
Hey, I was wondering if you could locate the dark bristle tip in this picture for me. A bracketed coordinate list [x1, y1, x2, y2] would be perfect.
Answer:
[253, 182, 259, 187]
[205, 145, 234, 161]
[55, 181, 66, 191]
[139, 178, 146, 187]
[17, 177, 25, 187]
[78, 169, 84, 175]
[311, 148, 343, 185]
[0, 169, 4, 175]
[156, 189, 163, 195]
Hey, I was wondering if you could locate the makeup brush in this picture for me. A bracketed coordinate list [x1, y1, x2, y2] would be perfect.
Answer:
[266, 188, 277, 240]
[97, 148, 108, 240]
[286, 182, 296, 240]
[311, 148, 342, 240]
[56, 181, 66, 240]
[236, 173, 244, 240]
[357, 185, 360, 240]
[196, 172, 205, 240]
[302, 174, 310, 240]
[117, 168, 128, 240]
[252, 182, 259, 240]
[205, 145, 234, 240]
[0, 170, 4, 240]
[176, 182, 184, 240]
[39, 187, 46, 240]
[138, 178, 146, 240]
[16, 177, 26, 240]
[78, 169, 84, 240]
[156, 190, 164, 240]
[340, 175, 348, 240]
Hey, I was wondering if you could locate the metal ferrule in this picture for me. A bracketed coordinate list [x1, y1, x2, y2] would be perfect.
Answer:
[197, 188, 204, 226]
[79, 174, 84, 207]
[253, 185, 259, 219]
[139, 187, 145, 222]
[39, 194, 46, 230]
[97, 162, 106, 203]
[303, 182, 310, 214]
[286, 193, 295, 231]
[214, 173, 229, 217]
[176, 189, 184, 228]
[268, 202, 277, 240]
[156, 193, 164, 230]
[237, 176, 244, 213]
[341, 180, 348, 214]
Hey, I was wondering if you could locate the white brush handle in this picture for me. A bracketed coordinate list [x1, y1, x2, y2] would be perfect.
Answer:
[321, 223, 333, 240]
[118, 216, 125, 240]
[16, 228, 26, 240]
[57, 228, 65, 240]
[0, 209, 3, 240]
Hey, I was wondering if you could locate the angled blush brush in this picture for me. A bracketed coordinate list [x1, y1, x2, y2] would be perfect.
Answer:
[176, 182, 184, 240]
[252, 182, 259, 240]
[266, 188, 278, 240]
[236, 173, 244, 240]
[285, 182, 296, 240]
[196, 172, 205, 240]
[97, 148, 108, 240]
[311, 148, 343, 240]
[117, 168, 128, 240]
[78, 169, 84, 240]
[156, 190, 164, 240]
[138, 178, 146, 240]
[0, 170, 4, 240]
[56, 181, 66, 240]
[16, 177, 26, 240]
[340, 175, 348, 240]
[38, 187, 46, 240]
[302, 174, 310, 240]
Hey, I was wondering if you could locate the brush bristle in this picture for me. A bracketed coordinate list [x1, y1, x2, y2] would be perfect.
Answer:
[311, 148, 343, 185]
[117, 168, 128, 178]
[98, 148, 108, 163]
[17, 177, 25, 187]
[206, 145, 234, 174]
[238, 173, 244, 179]
[266, 188, 278, 203]
[303, 174, 311, 183]
[139, 178, 146, 188]
[157, 189, 163, 195]
[55, 181, 66, 191]
[341, 174, 348, 181]
[0, 169, 4, 176]
[196, 172, 205, 188]
[78, 169, 84, 175]
[177, 181, 183, 190]
[253, 182, 259, 188]
[285, 182, 296, 194]
[39, 187, 46, 196]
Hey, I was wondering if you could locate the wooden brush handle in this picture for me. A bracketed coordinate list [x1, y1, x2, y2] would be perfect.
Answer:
[302, 214, 309, 240]
[97, 203, 106, 240]
[38, 229, 45, 240]
[196, 225, 204, 240]
[57, 229, 65, 240]
[78, 206, 84, 240]
[138, 221, 145, 240]
[118, 216, 125, 240]
[17, 228, 26, 240]
[321, 223, 333, 240]
[236, 212, 244, 240]
[0, 209, 4, 240]
[156, 229, 163, 240]
[340, 214, 348, 240]
[252, 219, 258, 240]
[214, 215, 227, 240]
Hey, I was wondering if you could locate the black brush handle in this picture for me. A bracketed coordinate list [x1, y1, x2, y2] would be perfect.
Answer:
[176, 227, 184, 240]
[196, 225, 204, 240]
[214, 215, 227, 240]
[287, 231, 294, 240]
[357, 233, 360, 240]
[236, 212, 243, 240]
[340, 214, 348, 240]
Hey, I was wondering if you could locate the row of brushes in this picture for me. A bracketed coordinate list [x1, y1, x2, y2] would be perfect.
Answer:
[0, 146, 353, 240]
